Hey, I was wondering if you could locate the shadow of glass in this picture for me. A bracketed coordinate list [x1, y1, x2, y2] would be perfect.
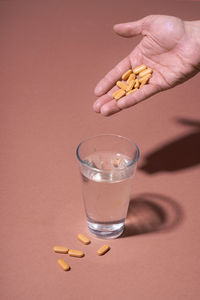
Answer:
[122, 193, 184, 238]
[140, 118, 200, 174]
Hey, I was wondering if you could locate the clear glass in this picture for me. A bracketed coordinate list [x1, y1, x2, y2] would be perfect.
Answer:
[76, 134, 140, 239]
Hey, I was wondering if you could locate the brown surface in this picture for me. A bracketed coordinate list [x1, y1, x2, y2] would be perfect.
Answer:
[0, 1, 200, 299]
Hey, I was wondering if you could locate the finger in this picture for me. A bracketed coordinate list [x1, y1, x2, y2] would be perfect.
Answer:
[95, 84, 159, 117]
[116, 84, 159, 110]
[97, 87, 123, 116]
[93, 85, 119, 113]
[113, 16, 151, 37]
[94, 56, 130, 97]
[100, 98, 121, 116]
[93, 92, 121, 117]
[93, 94, 113, 113]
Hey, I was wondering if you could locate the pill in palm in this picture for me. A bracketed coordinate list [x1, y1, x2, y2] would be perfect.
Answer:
[126, 88, 138, 95]
[139, 73, 152, 83]
[116, 81, 128, 91]
[126, 79, 135, 92]
[140, 77, 150, 87]
[112, 89, 126, 100]
[139, 68, 153, 77]
[116, 81, 129, 90]
[134, 78, 140, 89]
[133, 64, 147, 74]
[112, 65, 152, 100]
[127, 73, 136, 84]
[122, 69, 133, 80]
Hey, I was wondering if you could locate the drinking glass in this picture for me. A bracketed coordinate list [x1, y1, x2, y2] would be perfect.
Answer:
[76, 134, 140, 239]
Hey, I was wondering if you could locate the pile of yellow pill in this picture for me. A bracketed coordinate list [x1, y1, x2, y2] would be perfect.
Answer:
[54, 233, 110, 272]
[112, 65, 153, 100]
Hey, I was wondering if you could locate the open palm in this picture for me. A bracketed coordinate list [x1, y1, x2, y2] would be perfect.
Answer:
[93, 15, 200, 116]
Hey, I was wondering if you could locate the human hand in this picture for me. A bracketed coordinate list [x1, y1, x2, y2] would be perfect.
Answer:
[93, 15, 200, 116]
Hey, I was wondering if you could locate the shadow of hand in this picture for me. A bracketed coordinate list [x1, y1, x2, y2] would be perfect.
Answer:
[140, 118, 200, 174]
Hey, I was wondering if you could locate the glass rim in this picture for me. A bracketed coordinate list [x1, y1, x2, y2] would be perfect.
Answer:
[76, 134, 140, 172]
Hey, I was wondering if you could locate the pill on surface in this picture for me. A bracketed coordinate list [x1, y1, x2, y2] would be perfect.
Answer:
[133, 64, 147, 74]
[116, 81, 129, 90]
[139, 68, 153, 77]
[126, 79, 135, 92]
[97, 245, 110, 256]
[139, 74, 152, 83]
[134, 78, 140, 89]
[122, 69, 133, 80]
[53, 246, 69, 254]
[113, 89, 126, 100]
[77, 233, 91, 245]
[127, 73, 136, 84]
[68, 249, 84, 258]
[57, 259, 70, 271]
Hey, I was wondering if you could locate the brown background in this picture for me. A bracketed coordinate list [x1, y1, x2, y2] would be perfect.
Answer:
[0, 0, 200, 299]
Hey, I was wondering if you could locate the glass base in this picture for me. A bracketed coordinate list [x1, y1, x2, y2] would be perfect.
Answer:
[87, 219, 124, 239]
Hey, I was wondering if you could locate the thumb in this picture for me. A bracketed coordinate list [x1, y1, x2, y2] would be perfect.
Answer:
[113, 15, 151, 37]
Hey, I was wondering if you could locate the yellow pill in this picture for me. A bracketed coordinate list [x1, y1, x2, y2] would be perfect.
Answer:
[134, 78, 140, 89]
[57, 259, 70, 271]
[53, 246, 69, 254]
[122, 69, 133, 80]
[139, 73, 152, 83]
[139, 68, 152, 77]
[97, 245, 110, 256]
[127, 73, 136, 84]
[113, 89, 126, 100]
[112, 89, 120, 98]
[116, 81, 129, 90]
[126, 79, 135, 92]
[113, 158, 121, 167]
[140, 77, 150, 87]
[133, 64, 146, 74]
[126, 90, 134, 95]
[68, 249, 84, 258]
[77, 233, 91, 245]
[127, 88, 138, 95]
